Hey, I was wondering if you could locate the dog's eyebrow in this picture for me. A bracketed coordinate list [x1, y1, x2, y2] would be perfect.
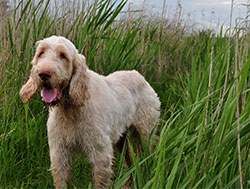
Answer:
[55, 44, 71, 60]
[36, 43, 49, 55]
[55, 44, 68, 52]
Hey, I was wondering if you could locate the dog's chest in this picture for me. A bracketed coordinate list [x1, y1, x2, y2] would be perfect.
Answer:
[47, 107, 85, 147]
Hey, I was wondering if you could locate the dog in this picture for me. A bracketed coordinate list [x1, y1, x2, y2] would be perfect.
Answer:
[19, 36, 160, 189]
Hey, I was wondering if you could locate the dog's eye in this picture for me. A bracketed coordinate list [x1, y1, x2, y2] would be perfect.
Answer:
[37, 51, 44, 58]
[59, 52, 67, 60]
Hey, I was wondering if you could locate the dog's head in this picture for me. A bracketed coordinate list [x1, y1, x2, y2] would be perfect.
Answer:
[20, 36, 89, 107]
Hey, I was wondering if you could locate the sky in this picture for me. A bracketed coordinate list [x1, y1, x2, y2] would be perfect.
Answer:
[125, 0, 249, 33]
[8, 0, 249, 33]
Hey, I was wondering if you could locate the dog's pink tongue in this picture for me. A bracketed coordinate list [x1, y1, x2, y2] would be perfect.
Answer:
[41, 88, 58, 103]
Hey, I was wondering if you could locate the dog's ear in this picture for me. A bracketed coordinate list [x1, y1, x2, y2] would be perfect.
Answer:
[19, 76, 38, 103]
[20, 42, 40, 103]
[69, 53, 89, 107]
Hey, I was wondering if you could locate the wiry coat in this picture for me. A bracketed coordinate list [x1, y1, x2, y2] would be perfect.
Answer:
[20, 36, 160, 189]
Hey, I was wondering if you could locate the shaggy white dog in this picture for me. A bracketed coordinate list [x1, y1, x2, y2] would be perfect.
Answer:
[20, 36, 160, 189]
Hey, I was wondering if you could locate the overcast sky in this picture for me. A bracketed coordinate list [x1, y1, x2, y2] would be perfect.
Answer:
[125, 0, 249, 32]
[9, 0, 249, 33]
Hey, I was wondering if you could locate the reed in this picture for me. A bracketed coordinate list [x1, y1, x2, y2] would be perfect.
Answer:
[0, 0, 249, 188]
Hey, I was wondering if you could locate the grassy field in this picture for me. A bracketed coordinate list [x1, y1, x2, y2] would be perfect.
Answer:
[0, 0, 250, 188]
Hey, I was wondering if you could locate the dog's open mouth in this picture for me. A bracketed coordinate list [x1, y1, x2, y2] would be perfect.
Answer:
[41, 87, 62, 103]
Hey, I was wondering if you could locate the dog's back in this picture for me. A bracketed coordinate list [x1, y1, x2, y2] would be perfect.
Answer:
[106, 70, 161, 137]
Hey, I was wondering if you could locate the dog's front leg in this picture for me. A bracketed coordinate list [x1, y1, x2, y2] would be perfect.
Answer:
[92, 158, 113, 189]
[48, 134, 72, 189]
[86, 138, 114, 189]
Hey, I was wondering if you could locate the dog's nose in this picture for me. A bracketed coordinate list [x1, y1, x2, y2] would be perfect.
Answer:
[39, 72, 51, 81]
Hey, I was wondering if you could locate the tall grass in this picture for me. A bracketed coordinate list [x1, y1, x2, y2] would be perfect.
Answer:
[0, 0, 250, 188]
